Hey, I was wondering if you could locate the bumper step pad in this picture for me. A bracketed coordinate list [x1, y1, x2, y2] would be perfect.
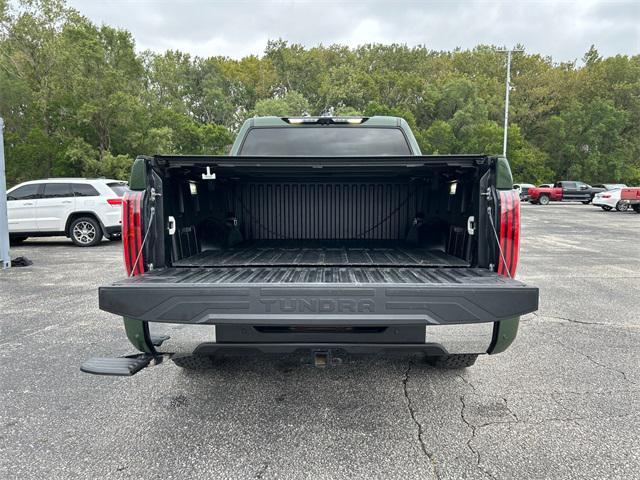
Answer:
[81, 354, 155, 376]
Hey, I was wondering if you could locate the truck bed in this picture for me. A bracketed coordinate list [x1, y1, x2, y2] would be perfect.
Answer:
[99, 266, 538, 326]
[173, 245, 469, 268]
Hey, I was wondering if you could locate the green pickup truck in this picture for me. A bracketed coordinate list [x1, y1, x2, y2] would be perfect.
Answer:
[82, 116, 538, 376]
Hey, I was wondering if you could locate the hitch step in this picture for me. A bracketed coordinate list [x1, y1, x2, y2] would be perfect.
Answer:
[81, 354, 155, 376]
[149, 334, 169, 346]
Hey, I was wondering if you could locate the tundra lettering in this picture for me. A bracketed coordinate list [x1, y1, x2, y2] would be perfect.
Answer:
[258, 298, 376, 314]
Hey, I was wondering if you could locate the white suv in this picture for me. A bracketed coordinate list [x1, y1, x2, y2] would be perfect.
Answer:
[6, 178, 128, 247]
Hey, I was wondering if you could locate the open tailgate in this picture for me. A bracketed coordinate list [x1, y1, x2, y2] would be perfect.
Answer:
[99, 267, 538, 326]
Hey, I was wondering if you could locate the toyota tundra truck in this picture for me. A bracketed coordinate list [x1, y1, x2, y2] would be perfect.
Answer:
[82, 116, 539, 376]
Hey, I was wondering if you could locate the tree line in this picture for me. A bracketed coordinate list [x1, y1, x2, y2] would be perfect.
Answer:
[1, 0, 639, 187]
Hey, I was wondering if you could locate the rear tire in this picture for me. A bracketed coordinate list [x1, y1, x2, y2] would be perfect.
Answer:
[69, 217, 102, 247]
[633, 204, 640, 213]
[539, 195, 550, 205]
[9, 236, 27, 245]
[172, 355, 216, 370]
[616, 201, 629, 212]
[425, 353, 478, 369]
[582, 200, 591, 205]
[601, 206, 613, 211]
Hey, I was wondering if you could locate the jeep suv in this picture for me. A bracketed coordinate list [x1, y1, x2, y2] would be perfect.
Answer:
[6, 178, 128, 247]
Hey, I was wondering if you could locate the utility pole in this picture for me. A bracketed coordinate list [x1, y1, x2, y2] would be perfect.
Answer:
[0, 117, 10, 269]
[498, 48, 523, 157]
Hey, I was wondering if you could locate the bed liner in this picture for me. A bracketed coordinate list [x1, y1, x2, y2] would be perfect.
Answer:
[173, 245, 469, 268]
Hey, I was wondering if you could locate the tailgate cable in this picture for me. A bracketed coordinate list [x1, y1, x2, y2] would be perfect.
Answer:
[129, 206, 155, 277]
[486, 204, 512, 279]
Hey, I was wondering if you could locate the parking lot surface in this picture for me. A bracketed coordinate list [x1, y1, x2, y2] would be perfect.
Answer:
[1, 204, 639, 479]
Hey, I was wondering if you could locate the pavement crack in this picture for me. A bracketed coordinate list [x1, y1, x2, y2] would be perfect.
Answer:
[459, 394, 497, 480]
[552, 338, 635, 384]
[550, 392, 568, 413]
[502, 396, 519, 422]
[530, 313, 638, 330]
[255, 462, 269, 479]
[546, 314, 618, 327]
[457, 373, 478, 393]
[402, 362, 440, 480]
[456, 377, 509, 480]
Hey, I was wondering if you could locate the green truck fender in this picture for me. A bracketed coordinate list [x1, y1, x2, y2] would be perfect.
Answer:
[489, 317, 520, 354]
[123, 317, 154, 353]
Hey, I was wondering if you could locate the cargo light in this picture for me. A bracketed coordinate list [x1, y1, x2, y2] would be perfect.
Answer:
[284, 117, 366, 125]
[122, 191, 145, 276]
[497, 190, 520, 278]
[285, 117, 317, 124]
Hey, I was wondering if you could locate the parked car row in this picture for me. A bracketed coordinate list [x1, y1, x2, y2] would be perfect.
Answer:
[4, 173, 635, 252]
[6, 178, 128, 246]
[514, 181, 640, 213]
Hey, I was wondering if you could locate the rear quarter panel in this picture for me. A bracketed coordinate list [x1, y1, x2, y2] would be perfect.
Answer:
[91, 182, 121, 228]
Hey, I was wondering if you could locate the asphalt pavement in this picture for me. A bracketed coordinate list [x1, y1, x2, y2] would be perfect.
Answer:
[1, 203, 639, 479]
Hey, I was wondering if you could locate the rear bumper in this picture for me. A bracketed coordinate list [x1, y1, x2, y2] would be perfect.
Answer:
[104, 225, 121, 236]
[102, 268, 537, 356]
[592, 198, 615, 208]
[148, 321, 498, 356]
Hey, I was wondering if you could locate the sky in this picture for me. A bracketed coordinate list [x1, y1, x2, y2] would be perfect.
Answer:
[67, 0, 639, 62]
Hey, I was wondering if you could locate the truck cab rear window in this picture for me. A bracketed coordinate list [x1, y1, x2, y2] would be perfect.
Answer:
[239, 127, 412, 156]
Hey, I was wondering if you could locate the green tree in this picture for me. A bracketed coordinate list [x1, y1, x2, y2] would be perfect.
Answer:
[421, 120, 456, 154]
[251, 91, 310, 117]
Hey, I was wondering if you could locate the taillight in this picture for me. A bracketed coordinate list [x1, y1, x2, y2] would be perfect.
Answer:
[601, 194, 611, 199]
[107, 198, 123, 206]
[497, 190, 520, 277]
[122, 191, 145, 276]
